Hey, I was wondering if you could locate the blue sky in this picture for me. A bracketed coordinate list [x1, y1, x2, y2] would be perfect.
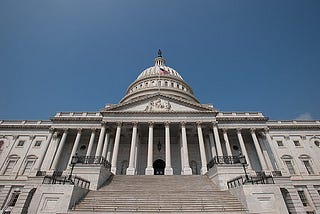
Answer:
[0, 0, 319, 120]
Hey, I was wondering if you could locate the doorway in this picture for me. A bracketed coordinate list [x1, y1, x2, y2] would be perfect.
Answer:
[153, 159, 165, 175]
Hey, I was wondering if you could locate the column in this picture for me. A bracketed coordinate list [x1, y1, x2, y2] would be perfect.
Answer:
[251, 129, 268, 171]
[145, 122, 154, 175]
[180, 134, 184, 174]
[181, 122, 192, 175]
[106, 137, 114, 162]
[34, 129, 54, 171]
[127, 123, 137, 175]
[223, 129, 233, 156]
[51, 129, 68, 170]
[111, 123, 122, 174]
[197, 123, 207, 174]
[212, 123, 223, 156]
[264, 129, 285, 172]
[165, 122, 173, 175]
[86, 129, 96, 157]
[68, 129, 82, 167]
[102, 130, 110, 159]
[237, 129, 251, 169]
[95, 125, 106, 157]
[204, 137, 212, 162]
[209, 132, 217, 158]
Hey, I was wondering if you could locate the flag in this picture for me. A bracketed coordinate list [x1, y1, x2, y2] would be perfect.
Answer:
[159, 67, 170, 74]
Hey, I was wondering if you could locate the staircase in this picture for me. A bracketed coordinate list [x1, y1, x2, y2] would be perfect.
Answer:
[70, 175, 247, 213]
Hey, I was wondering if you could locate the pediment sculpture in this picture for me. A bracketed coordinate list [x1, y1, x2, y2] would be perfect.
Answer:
[145, 98, 172, 112]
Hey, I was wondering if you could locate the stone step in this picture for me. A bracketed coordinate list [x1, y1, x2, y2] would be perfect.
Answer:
[70, 175, 246, 213]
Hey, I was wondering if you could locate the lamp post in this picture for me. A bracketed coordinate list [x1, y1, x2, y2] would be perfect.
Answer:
[69, 155, 78, 180]
[239, 154, 249, 181]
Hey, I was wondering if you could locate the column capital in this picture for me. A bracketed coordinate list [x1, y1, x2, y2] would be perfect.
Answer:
[29, 135, 36, 141]
[222, 128, 228, 134]
[132, 122, 138, 127]
[63, 128, 69, 133]
[250, 128, 256, 134]
[76, 128, 82, 133]
[211, 121, 218, 127]
[49, 128, 55, 132]
[236, 128, 242, 133]
[12, 135, 19, 141]
[180, 121, 186, 127]
[90, 128, 97, 132]
[264, 127, 270, 133]
[148, 121, 154, 127]
[196, 121, 202, 127]
[116, 122, 122, 127]
[164, 121, 170, 127]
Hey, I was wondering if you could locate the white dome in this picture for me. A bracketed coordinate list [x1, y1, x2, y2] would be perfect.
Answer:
[136, 65, 183, 80]
[120, 51, 199, 104]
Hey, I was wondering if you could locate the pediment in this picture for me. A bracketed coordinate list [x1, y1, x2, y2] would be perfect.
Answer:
[102, 94, 216, 113]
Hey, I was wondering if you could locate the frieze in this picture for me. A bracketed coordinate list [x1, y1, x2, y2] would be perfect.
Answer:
[145, 98, 172, 112]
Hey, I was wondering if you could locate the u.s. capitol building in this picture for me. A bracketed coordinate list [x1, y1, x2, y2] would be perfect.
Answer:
[0, 51, 319, 214]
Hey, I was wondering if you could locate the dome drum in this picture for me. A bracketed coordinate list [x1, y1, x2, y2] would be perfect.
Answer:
[120, 51, 199, 104]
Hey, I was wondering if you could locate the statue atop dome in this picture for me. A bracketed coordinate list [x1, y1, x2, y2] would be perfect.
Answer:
[158, 49, 162, 57]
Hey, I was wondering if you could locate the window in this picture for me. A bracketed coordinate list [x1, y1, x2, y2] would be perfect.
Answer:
[303, 160, 314, 175]
[314, 141, 320, 147]
[0, 140, 4, 150]
[277, 141, 284, 146]
[297, 190, 309, 206]
[7, 190, 20, 207]
[34, 141, 42, 147]
[17, 140, 25, 147]
[4, 160, 16, 175]
[285, 160, 295, 175]
[293, 140, 301, 146]
[22, 160, 34, 175]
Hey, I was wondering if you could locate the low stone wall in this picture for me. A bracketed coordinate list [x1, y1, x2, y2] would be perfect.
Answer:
[28, 184, 88, 214]
[229, 184, 289, 214]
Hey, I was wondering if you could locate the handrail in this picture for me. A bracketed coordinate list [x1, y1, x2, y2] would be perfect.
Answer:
[207, 156, 241, 169]
[227, 172, 274, 189]
[75, 156, 111, 169]
[42, 174, 90, 189]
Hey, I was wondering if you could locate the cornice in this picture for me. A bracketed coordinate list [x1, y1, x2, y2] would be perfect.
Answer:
[103, 93, 215, 112]
[0, 125, 51, 129]
[50, 117, 102, 121]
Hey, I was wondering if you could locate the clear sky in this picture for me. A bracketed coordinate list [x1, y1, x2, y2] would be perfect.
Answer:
[0, 0, 319, 120]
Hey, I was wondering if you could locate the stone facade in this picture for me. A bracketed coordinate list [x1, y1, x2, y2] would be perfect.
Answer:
[0, 52, 319, 213]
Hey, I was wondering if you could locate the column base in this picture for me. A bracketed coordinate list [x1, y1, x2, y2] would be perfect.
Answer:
[111, 167, 117, 174]
[145, 167, 154, 175]
[165, 167, 173, 175]
[183, 167, 192, 175]
[126, 167, 135, 175]
[200, 167, 208, 175]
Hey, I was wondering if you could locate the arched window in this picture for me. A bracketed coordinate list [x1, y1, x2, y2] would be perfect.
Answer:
[22, 155, 38, 175]
[120, 160, 128, 175]
[298, 154, 314, 175]
[281, 155, 295, 175]
[190, 160, 198, 175]
[3, 155, 20, 175]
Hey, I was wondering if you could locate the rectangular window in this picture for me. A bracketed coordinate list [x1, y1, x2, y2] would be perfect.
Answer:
[293, 140, 301, 146]
[277, 141, 283, 146]
[17, 140, 25, 147]
[4, 160, 15, 175]
[8, 191, 20, 207]
[23, 160, 34, 175]
[298, 190, 309, 206]
[34, 141, 42, 147]
[285, 160, 295, 175]
[303, 160, 314, 175]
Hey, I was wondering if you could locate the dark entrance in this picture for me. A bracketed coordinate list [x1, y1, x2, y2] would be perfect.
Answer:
[153, 159, 165, 175]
